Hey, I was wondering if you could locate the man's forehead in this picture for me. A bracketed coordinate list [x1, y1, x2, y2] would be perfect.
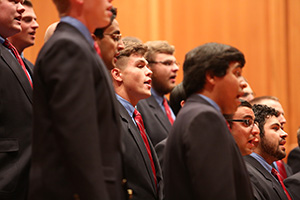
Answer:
[234, 106, 254, 118]
[265, 115, 281, 126]
[259, 99, 284, 113]
[104, 20, 120, 34]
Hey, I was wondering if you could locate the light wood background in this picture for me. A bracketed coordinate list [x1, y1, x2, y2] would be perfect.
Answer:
[26, 0, 300, 156]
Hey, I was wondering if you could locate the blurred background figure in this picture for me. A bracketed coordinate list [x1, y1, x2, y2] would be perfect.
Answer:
[287, 127, 300, 174]
[8, 0, 39, 70]
[239, 76, 255, 102]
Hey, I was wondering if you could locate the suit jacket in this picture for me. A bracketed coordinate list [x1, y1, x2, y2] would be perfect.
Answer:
[288, 147, 300, 174]
[23, 57, 34, 71]
[137, 95, 172, 146]
[284, 171, 300, 200]
[163, 94, 253, 200]
[0, 42, 33, 200]
[29, 22, 126, 200]
[244, 155, 289, 200]
[118, 102, 163, 200]
[155, 138, 167, 168]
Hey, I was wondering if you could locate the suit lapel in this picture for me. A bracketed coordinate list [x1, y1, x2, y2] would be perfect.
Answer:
[147, 95, 172, 132]
[118, 103, 157, 193]
[245, 155, 288, 200]
[0, 45, 32, 103]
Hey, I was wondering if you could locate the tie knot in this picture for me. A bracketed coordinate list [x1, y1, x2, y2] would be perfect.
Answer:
[3, 39, 13, 49]
[134, 109, 141, 118]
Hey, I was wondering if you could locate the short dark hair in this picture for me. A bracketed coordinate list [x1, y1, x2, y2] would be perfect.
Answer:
[252, 104, 279, 138]
[169, 82, 186, 116]
[93, 7, 117, 39]
[23, 0, 33, 7]
[225, 99, 252, 127]
[183, 42, 245, 98]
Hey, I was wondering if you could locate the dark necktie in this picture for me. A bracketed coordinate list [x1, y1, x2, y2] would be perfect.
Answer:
[133, 109, 157, 187]
[271, 168, 292, 200]
[163, 98, 174, 125]
[3, 39, 33, 88]
[276, 160, 288, 179]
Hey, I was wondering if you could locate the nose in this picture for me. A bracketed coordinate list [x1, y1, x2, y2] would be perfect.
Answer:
[172, 62, 179, 72]
[280, 129, 288, 139]
[240, 79, 247, 90]
[32, 19, 39, 29]
[17, 3, 25, 14]
[146, 66, 152, 77]
[251, 123, 260, 136]
[117, 39, 125, 51]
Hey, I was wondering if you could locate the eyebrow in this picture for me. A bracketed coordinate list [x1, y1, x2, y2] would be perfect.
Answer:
[134, 59, 148, 65]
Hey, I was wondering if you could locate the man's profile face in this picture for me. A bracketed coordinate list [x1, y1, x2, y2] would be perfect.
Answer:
[259, 116, 288, 162]
[98, 20, 124, 70]
[0, 0, 24, 38]
[214, 61, 245, 115]
[231, 106, 259, 156]
[148, 53, 179, 95]
[9, 5, 39, 50]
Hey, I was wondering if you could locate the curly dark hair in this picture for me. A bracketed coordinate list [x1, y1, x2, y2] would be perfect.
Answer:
[252, 104, 279, 138]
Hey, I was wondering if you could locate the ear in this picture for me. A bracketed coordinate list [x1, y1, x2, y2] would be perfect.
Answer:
[205, 71, 216, 86]
[91, 33, 97, 40]
[111, 68, 123, 82]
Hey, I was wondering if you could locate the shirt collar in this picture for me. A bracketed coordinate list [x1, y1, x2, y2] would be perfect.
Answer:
[116, 94, 135, 117]
[0, 35, 5, 45]
[60, 16, 94, 46]
[250, 152, 273, 174]
[151, 88, 164, 105]
[197, 94, 221, 112]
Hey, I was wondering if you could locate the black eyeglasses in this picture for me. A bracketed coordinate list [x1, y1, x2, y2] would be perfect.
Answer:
[227, 118, 258, 128]
[103, 33, 122, 42]
[148, 60, 180, 66]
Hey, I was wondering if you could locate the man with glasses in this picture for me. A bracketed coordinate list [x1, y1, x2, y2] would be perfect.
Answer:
[244, 104, 292, 200]
[226, 100, 260, 156]
[137, 40, 179, 146]
[93, 8, 124, 70]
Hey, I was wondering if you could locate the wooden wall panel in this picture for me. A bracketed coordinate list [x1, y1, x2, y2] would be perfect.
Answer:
[24, 0, 300, 153]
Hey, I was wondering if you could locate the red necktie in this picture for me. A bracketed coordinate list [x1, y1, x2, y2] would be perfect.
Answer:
[133, 109, 157, 187]
[271, 168, 292, 200]
[163, 98, 174, 125]
[3, 39, 32, 88]
[94, 41, 102, 58]
[276, 160, 288, 179]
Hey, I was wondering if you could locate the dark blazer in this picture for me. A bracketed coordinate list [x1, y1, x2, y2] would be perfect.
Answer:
[23, 57, 34, 71]
[119, 102, 163, 200]
[29, 22, 126, 200]
[284, 171, 300, 200]
[137, 95, 172, 146]
[155, 138, 167, 168]
[163, 94, 253, 200]
[288, 147, 300, 174]
[244, 155, 289, 200]
[0, 42, 33, 200]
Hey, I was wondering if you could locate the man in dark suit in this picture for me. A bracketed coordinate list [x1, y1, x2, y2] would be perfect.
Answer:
[29, 0, 127, 199]
[0, 1, 33, 200]
[244, 104, 292, 200]
[287, 127, 300, 174]
[137, 41, 179, 146]
[8, 0, 38, 70]
[163, 43, 253, 200]
[250, 96, 293, 178]
[111, 41, 163, 200]
[284, 171, 300, 199]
